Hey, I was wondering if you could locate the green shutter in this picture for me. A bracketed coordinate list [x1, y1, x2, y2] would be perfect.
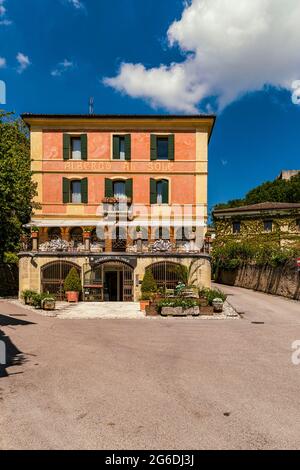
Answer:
[81, 178, 88, 203]
[150, 135, 157, 160]
[81, 134, 88, 160]
[113, 135, 119, 159]
[63, 134, 71, 160]
[125, 134, 131, 161]
[105, 178, 113, 197]
[125, 178, 133, 199]
[63, 178, 70, 203]
[168, 134, 174, 161]
[150, 178, 157, 204]
[162, 179, 169, 204]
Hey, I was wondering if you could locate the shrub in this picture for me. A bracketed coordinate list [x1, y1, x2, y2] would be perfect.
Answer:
[157, 298, 198, 313]
[199, 288, 227, 306]
[141, 269, 157, 294]
[30, 292, 53, 309]
[4, 252, 19, 264]
[64, 268, 82, 293]
[21, 289, 37, 304]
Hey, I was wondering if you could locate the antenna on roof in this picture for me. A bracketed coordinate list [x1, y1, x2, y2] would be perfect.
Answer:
[89, 97, 94, 115]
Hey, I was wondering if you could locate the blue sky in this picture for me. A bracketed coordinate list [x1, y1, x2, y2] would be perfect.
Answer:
[0, 0, 300, 211]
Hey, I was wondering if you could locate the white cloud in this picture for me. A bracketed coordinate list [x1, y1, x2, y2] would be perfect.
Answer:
[51, 59, 74, 77]
[0, 57, 6, 68]
[104, 0, 300, 113]
[16, 52, 31, 73]
[0, 0, 12, 25]
[67, 0, 84, 9]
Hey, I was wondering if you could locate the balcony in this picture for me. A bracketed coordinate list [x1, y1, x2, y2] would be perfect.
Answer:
[21, 235, 209, 255]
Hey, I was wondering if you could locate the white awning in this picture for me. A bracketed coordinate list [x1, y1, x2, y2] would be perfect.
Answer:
[26, 219, 206, 228]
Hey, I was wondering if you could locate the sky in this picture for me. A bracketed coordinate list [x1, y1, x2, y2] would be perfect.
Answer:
[0, 0, 300, 211]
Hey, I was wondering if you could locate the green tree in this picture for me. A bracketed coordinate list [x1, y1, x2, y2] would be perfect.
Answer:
[141, 269, 157, 294]
[214, 173, 300, 210]
[0, 111, 37, 260]
[64, 268, 82, 292]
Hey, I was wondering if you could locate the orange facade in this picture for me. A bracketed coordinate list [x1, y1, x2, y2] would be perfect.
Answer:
[41, 131, 197, 214]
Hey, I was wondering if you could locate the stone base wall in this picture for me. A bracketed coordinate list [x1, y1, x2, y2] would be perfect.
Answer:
[216, 261, 300, 300]
[19, 253, 211, 301]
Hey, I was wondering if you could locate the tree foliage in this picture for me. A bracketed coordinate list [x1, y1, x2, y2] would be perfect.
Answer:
[64, 268, 82, 292]
[0, 111, 37, 260]
[214, 173, 300, 210]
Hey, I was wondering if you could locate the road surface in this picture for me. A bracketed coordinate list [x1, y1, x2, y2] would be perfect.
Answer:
[0, 288, 300, 450]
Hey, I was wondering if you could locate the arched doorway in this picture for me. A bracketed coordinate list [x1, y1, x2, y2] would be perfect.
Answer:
[83, 261, 134, 302]
[147, 261, 182, 291]
[41, 261, 81, 300]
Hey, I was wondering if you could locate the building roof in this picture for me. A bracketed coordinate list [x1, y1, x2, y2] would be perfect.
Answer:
[21, 113, 216, 119]
[213, 202, 300, 216]
[21, 113, 216, 140]
[277, 170, 300, 180]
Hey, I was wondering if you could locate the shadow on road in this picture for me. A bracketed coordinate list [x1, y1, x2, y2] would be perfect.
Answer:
[0, 314, 35, 378]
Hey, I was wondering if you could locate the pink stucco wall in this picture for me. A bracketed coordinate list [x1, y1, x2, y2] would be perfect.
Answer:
[40, 130, 198, 213]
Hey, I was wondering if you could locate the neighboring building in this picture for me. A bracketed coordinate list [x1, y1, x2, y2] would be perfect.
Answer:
[277, 170, 300, 180]
[213, 202, 300, 248]
[19, 114, 215, 301]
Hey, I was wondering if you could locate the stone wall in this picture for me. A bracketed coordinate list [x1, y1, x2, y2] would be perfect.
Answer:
[19, 253, 211, 301]
[216, 261, 300, 300]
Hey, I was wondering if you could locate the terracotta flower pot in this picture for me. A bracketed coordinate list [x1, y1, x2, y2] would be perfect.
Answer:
[140, 300, 150, 311]
[31, 232, 39, 239]
[66, 291, 79, 303]
[83, 232, 91, 239]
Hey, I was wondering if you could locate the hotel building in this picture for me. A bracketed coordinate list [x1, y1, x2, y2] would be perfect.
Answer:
[19, 114, 215, 302]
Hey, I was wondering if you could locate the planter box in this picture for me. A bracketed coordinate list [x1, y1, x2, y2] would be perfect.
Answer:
[42, 299, 56, 311]
[185, 306, 200, 316]
[161, 307, 185, 317]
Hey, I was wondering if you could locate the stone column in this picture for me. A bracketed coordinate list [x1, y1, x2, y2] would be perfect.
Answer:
[31, 231, 39, 251]
[84, 232, 91, 251]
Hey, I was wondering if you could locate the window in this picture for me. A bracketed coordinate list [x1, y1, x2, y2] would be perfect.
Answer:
[155, 226, 170, 240]
[264, 220, 273, 232]
[71, 137, 82, 160]
[48, 227, 62, 240]
[150, 135, 174, 161]
[63, 178, 88, 204]
[113, 181, 126, 198]
[105, 178, 133, 201]
[71, 180, 82, 204]
[150, 179, 169, 204]
[175, 226, 191, 241]
[232, 222, 241, 234]
[157, 137, 169, 160]
[63, 134, 87, 160]
[113, 135, 131, 160]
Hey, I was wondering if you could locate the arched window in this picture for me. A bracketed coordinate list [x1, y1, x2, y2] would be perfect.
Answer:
[69, 227, 83, 247]
[48, 227, 62, 240]
[147, 261, 182, 290]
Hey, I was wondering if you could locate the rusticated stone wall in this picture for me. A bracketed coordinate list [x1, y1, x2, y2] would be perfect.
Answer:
[216, 261, 300, 300]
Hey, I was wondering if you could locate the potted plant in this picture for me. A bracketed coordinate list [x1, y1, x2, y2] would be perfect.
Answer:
[136, 225, 142, 240]
[140, 269, 157, 311]
[31, 226, 39, 238]
[83, 227, 93, 239]
[21, 289, 37, 305]
[64, 267, 82, 302]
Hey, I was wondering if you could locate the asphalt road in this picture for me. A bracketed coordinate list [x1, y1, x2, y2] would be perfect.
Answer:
[0, 287, 300, 450]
